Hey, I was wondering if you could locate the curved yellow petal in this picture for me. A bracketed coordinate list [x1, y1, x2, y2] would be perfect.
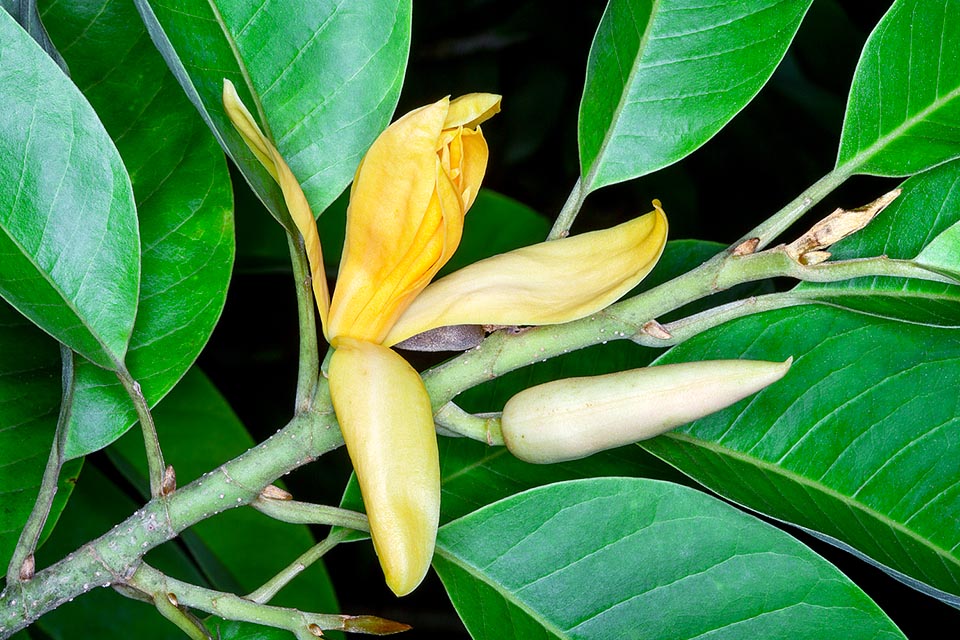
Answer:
[445, 93, 502, 129]
[328, 97, 484, 343]
[328, 338, 440, 596]
[222, 80, 330, 327]
[384, 203, 668, 346]
[222, 79, 277, 181]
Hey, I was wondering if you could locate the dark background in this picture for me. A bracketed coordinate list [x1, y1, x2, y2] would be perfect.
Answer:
[196, 1, 958, 637]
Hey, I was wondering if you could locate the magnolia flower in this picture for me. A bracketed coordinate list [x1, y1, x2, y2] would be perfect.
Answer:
[223, 81, 668, 595]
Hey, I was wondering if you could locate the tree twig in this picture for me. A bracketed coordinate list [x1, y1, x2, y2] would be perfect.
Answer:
[4, 345, 74, 586]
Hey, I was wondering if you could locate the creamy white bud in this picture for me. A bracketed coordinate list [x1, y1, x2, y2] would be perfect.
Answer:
[501, 358, 792, 464]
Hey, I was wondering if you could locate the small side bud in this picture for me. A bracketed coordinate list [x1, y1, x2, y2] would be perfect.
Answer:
[307, 623, 325, 637]
[166, 592, 179, 607]
[501, 358, 792, 464]
[19, 554, 35, 581]
[641, 320, 673, 341]
[161, 465, 176, 496]
[732, 237, 760, 256]
[260, 484, 293, 501]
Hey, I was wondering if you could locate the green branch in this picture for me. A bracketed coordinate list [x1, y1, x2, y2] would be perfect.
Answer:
[117, 367, 166, 498]
[128, 563, 409, 636]
[0, 409, 343, 636]
[246, 528, 354, 605]
[547, 178, 587, 240]
[288, 232, 321, 412]
[4, 346, 74, 587]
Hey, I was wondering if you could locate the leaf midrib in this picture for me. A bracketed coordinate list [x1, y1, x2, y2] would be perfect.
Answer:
[840, 81, 960, 174]
[581, 0, 661, 194]
[434, 542, 569, 640]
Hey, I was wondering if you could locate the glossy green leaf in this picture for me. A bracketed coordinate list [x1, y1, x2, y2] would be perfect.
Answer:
[38, 0, 235, 459]
[1, 0, 67, 71]
[0, 302, 80, 571]
[836, 0, 960, 177]
[578, 0, 812, 193]
[435, 478, 905, 640]
[34, 465, 206, 639]
[915, 220, 960, 280]
[643, 305, 960, 604]
[108, 368, 339, 617]
[134, 0, 411, 226]
[0, 9, 139, 370]
[796, 158, 960, 325]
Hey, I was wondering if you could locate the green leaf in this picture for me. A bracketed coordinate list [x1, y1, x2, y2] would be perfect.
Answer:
[38, 0, 236, 459]
[134, 0, 411, 225]
[0, 9, 139, 370]
[108, 368, 340, 617]
[643, 305, 960, 604]
[34, 465, 206, 639]
[578, 0, 813, 193]
[795, 158, 960, 325]
[836, 0, 960, 177]
[435, 478, 905, 640]
[1, 0, 67, 71]
[0, 302, 81, 570]
[915, 221, 960, 280]
[210, 620, 295, 640]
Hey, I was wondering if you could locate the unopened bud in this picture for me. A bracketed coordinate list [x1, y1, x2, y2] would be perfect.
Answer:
[501, 358, 792, 464]
[260, 484, 293, 501]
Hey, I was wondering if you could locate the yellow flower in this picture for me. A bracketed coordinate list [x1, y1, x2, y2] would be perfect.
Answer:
[223, 81, 668, 595]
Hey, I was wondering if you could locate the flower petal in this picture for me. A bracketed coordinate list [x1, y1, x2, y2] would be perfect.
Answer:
[222, 80, 330, 327]
[444, 93, 502, 129]
[328, 338, 440, 596]
[328, 99, 453, 342]
[384, 202, 668, 346]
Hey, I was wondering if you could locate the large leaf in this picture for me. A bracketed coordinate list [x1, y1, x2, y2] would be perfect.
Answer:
[795, 158, 960, 326]
[578, 0, 812, 193]
[836, 0, 960, 177]
[435, 478, 905, 639]
[108, 369, 340, 620]
[0, 302, 81, 572]
[38, 0, 235, 459]
[642, 305, 960, 604]
[0, 9, 139, 370]
[134, 0, 411, 225]
[34, 465, 206, 639]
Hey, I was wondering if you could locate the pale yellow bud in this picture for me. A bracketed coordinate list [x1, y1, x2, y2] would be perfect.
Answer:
[501, 358, 792, 464]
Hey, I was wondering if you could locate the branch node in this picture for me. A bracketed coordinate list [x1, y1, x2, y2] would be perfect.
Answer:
[641, 320, 673, 341]
[732, 237, 760, 256]
[161, 465, 177, 496]
[261, 484, 293, 501]
[18, 555, 35, 582]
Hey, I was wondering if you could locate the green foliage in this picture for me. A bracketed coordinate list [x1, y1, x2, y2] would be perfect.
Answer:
[578, 0, 812, 193]
[133, 0, 411, 227]
[39, 0, 236, 460]
[0, 8, 139, 371]
[2, 0, 960, 638]
[435, 478, 904, 639]
[836, 0, 960, 176]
